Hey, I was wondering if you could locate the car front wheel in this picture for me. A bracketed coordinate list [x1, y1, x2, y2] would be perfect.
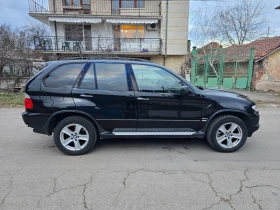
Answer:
[206, 115, 248, 152]
[54, 116, 97, 156]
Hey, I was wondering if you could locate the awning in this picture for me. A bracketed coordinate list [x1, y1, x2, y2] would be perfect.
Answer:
[48, 17, 102, 24]
[106, 19, 158, 24]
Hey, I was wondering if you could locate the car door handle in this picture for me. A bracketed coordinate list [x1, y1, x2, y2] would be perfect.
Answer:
[80, 94, 93, 98]
[137, 97, 150, 101]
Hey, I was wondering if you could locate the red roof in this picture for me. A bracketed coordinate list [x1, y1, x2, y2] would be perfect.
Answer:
[223, 36, 280, 61]
[245, 37, 280, 60]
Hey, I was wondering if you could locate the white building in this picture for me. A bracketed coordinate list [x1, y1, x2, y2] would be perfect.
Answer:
[28, 0, 189, 72]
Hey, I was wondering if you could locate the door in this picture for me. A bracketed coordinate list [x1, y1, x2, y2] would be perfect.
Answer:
[72, 62, 137, 132]
[130, 64, 202, 131]
[84, 25, 92, 51]
[113, 25, 121, 51]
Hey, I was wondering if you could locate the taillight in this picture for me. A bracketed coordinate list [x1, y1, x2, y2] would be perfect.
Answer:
[25, 94, 33, 110]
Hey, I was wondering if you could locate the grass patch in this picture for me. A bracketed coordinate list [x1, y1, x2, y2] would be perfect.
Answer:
[0, 93, 25, 107]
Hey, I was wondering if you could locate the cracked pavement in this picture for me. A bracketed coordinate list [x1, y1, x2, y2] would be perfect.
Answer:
[0, 107, 280, 210]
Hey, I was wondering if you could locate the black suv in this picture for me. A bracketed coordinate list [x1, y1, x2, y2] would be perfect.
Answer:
[22, 58, 260, 155]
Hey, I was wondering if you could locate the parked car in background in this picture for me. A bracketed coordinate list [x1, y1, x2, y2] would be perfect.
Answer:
[22, 58, 260, 155]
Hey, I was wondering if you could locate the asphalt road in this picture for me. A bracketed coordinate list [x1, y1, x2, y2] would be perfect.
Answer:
[0, 107, 280, 210]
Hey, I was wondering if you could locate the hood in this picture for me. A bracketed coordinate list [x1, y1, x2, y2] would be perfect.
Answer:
[199, 87, 249, 100]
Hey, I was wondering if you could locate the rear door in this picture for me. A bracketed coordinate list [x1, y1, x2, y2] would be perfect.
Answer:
[130, 64, 202, 131]
[72, 62, 137, 132]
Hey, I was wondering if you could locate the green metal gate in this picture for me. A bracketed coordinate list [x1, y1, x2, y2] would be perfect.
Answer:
[191, 47, 254, 90]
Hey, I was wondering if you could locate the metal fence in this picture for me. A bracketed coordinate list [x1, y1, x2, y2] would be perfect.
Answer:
[34, 36, 162, 53]
[191, 47, 255, 90]
[28, 0, 162, 16]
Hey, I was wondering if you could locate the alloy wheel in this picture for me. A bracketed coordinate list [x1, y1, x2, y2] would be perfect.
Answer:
[60, 124, 89, 151]
[216, 122, 243, 149]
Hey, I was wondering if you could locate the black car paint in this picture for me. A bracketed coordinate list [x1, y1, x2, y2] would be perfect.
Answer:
[22, 60, 260, 139]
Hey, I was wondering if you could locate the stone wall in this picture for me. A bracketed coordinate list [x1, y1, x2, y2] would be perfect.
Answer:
[254, 50, 280, 92]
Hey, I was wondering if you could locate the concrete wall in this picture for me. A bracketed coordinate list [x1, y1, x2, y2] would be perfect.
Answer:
[254, 49, 280, 92]
[151, 55, 185, 74]
[161, 0, 189, 56]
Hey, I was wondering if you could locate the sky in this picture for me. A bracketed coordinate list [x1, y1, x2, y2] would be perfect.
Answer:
[0, 0, 279, 35]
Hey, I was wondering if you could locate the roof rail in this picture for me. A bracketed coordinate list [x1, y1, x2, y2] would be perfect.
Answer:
[63, 56, 152, 62]
[63, 56, 92, 60]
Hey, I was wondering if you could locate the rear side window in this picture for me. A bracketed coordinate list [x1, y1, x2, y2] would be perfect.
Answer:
[79, 64, 96, 89]
[44, 63, 85, 88]
[95, 63, 128, 91]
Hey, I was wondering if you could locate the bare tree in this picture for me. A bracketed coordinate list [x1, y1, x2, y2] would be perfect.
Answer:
[190, 4, 225, 76]
[24, 20, 50, 49]
[219, 0, 268, 45]
[0, 24, 27, 77]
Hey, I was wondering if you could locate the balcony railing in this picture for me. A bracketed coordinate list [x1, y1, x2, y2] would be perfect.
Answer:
[29, 0, 161, 16]
[34, 36, 162, 53]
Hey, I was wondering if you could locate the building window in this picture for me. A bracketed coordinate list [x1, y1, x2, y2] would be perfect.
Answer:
[121, 25, 144, 39]
[63, 0, 85, 6]
[121, 0, 144, 8]
[65, 24, 83, 41]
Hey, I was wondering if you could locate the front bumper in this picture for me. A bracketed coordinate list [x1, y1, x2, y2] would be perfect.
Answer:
[22, 112, 51, 135]
[248, 112, 260, 137]
[248, 124, 260, 137]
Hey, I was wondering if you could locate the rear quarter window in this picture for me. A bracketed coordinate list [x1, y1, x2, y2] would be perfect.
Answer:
[44, 63, 85, 88]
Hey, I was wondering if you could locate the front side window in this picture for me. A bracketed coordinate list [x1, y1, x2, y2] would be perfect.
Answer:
[121, 0, 144, 8]
[44, 63, 85, 89]
[121, 25, 144, 39]
[95, 63, 128, 91]
[132, 64, 185, 93]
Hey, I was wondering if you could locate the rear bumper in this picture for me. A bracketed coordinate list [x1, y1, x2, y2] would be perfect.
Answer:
[22, 112, 51, 135]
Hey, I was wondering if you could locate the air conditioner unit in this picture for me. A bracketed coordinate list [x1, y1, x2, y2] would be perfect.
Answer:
[146, 23, 157, 31]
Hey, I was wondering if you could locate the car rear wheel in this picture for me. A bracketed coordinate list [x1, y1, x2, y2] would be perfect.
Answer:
[54, 116, 97, 155]
[206, 115, 248, 152]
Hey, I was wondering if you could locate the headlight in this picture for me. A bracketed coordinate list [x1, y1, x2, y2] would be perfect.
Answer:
[252, 105, 257, 111]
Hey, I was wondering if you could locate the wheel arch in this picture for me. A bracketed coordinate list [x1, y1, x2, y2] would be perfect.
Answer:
[44, 110, 104, 135]
[202, 110, 252, 134]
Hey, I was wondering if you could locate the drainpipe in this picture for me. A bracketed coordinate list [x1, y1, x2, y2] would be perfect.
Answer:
[54, 21, 58, 51]
[163, 0, 169, 66]
[53, 0, 56, 13]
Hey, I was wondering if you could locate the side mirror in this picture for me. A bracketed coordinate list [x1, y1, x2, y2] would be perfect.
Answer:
[180, 86, 191, 96]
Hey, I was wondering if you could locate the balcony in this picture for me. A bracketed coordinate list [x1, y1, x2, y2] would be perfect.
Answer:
[28, 0, 162, 17]
[34, 36, 162, 54]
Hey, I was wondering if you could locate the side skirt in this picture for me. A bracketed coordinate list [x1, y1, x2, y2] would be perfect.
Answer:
[100, 128, 205, 139]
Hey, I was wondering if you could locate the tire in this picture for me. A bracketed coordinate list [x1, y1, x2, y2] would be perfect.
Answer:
[206, 115, 248, 153]
[54, 116, 98, 156]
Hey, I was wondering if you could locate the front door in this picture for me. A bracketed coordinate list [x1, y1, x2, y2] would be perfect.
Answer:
[130, 64, 202, 131]
[72, 62, 137, 132]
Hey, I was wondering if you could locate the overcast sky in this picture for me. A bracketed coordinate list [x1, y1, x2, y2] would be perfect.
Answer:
[0, 0, 279, 35]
